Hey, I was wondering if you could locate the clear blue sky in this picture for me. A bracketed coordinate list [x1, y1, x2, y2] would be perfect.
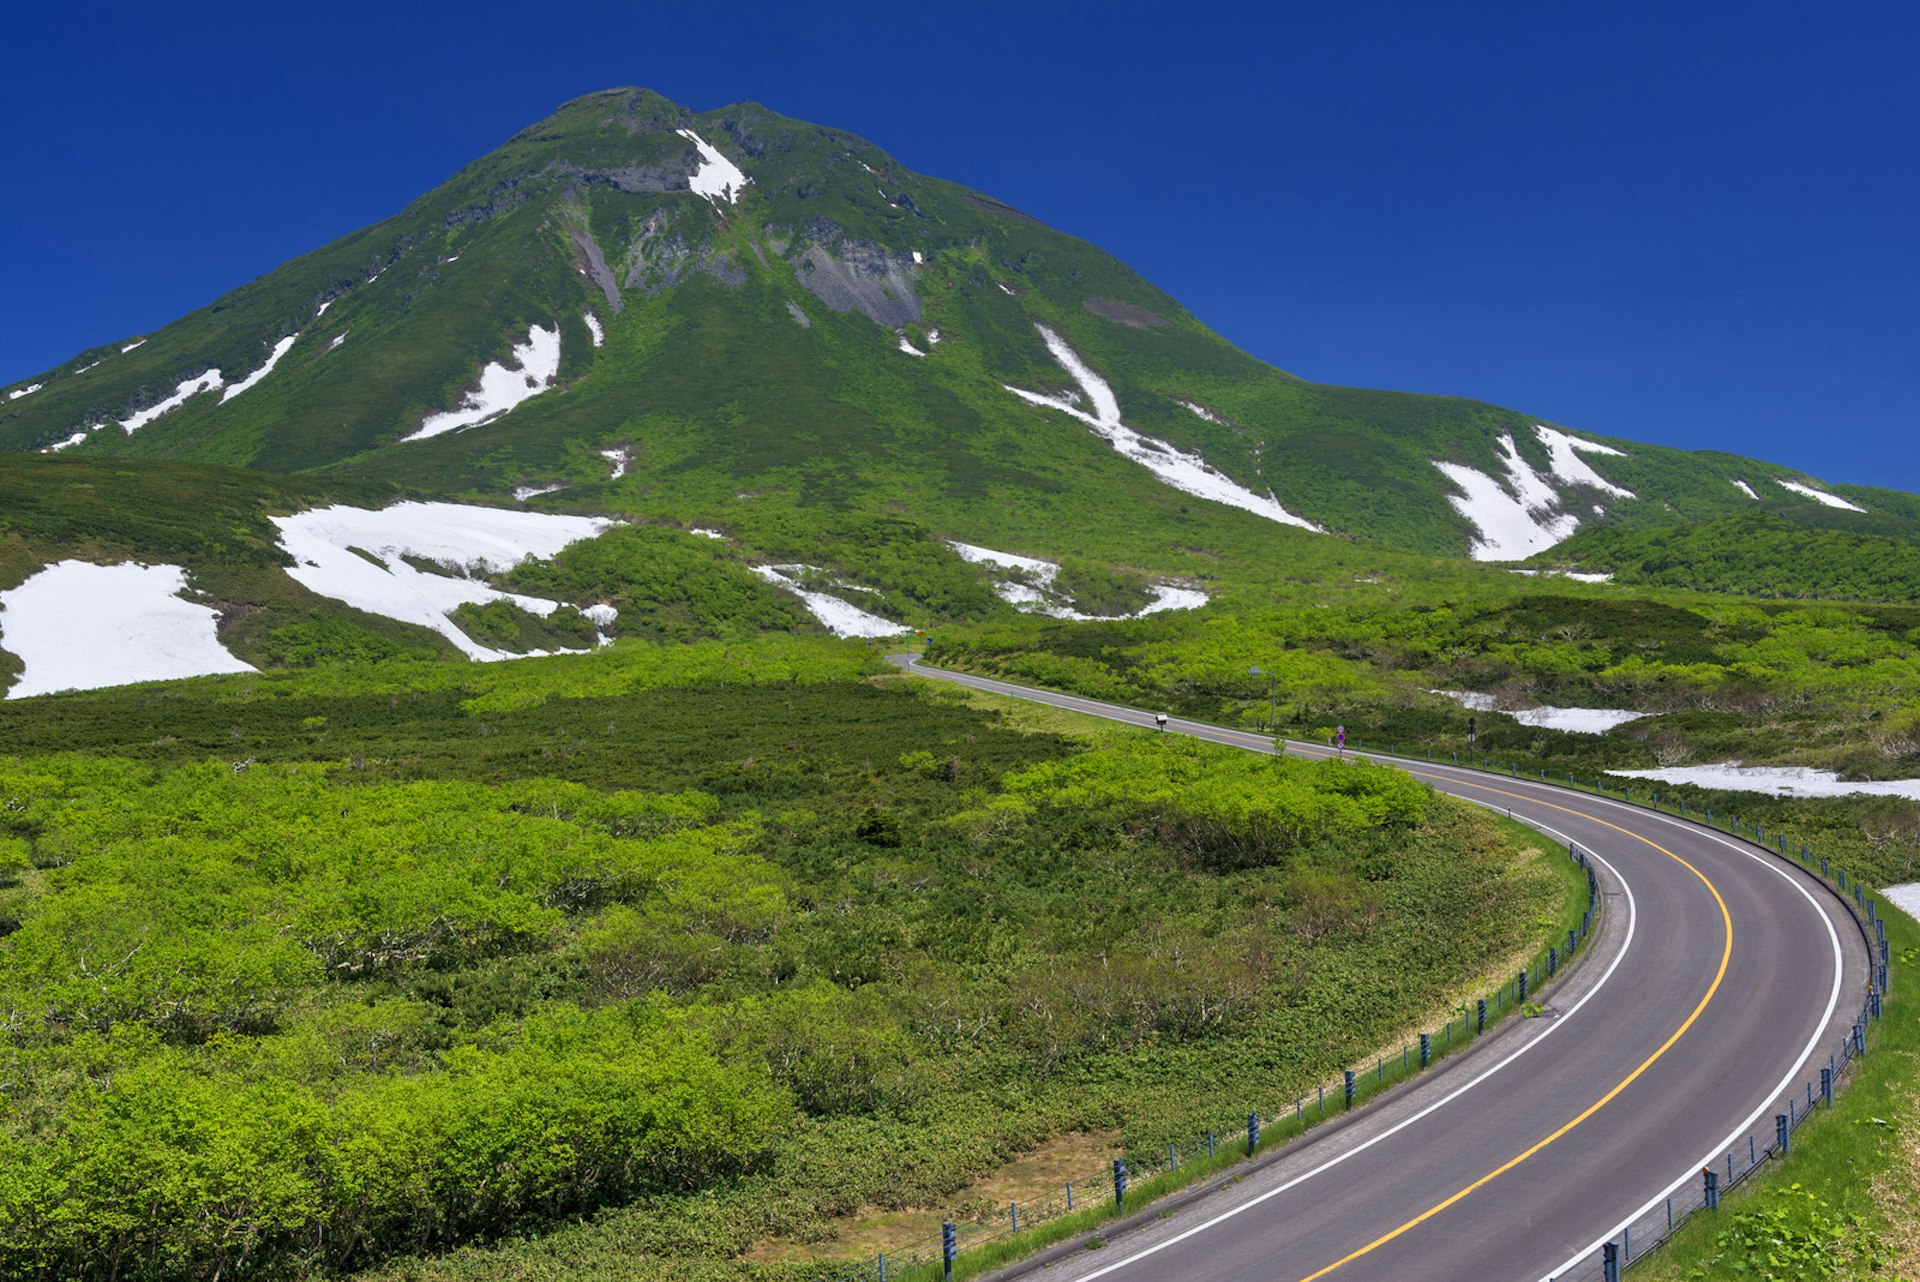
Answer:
[3, 0, 1914, 491]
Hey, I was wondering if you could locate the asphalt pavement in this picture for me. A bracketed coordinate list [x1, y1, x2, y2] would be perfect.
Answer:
[887, 656, 1872, 1282]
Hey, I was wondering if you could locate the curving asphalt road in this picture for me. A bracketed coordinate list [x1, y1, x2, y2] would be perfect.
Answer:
[887, 656, 1872, 1282]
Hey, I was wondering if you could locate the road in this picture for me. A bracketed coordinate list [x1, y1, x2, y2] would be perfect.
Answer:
[887, 656, 1873, 1282]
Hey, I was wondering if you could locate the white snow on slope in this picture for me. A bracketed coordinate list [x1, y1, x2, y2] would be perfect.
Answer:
[0, 561, 255, 698]
[406, 325, 561, 441]
[1177, 399, 1225, 424]
[1884, 884, 1920, 922]
[689, 527, 727, 540]
[1433, 435, 1577, 561]
[221, 335, 298, 403]
[599, 446, 632, 479]
[752, 566, 908, 638]
[121, 339, 146, 353]
[584, 312, 605, 348]
[1776, 479, 1866, 512]
[7, 383, 43, 400]
[315, 298, 336, 318]
[47, 430, 91, 452]
[1005, 325, 1322, 532]
[897, 335, 926, 356]
[1433, 689, 1651, 734]
[328, 334, 346, 351]
[1732, 479, 1759, 500]
[121, 369, 225, 433]
[945, 539, 1209, 620]
[676, 129, 750, 206]
[512, 483, 566, 501]
[271, 502, 613, 661]
[1534, 425, 1634, 498]
[1608, 762, 1920, 800]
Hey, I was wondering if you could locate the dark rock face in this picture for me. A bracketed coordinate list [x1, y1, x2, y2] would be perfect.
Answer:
[1084, 298, 1167, 329]
[568, 227, 624, 314]
[793, 242, 920, 328]
[621, 211, 745, 297]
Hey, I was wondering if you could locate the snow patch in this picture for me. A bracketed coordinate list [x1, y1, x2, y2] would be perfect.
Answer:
[315, 298, 336, 318]
[221, 335, 298, 403]
[7, 383, 43, 400]
[926, 327, 941, 345]
[271, 502, 613, 662]
[1005, 325, 1321, 532]
[512, 484, 566, 501]
[599, 446, 632, 479]
[944, 539, 1207, 620]
[1731, 479, 1759, 501]
[0, 561, 255, 698]
[1533, 425, 1633, 498]
[327, 333, 346, 351]
[688, 527, 726, 540]
[897, 335, 926, 357]
[405, 325, 561, 441]
[1884, 884, 1920, 922]
[1433, 433, 1579, 560]
[583, 312, 605, 348]
[676, 128, 751, 206]
[1433, 689, 1651, 734]
[911, 250, 924, 265]
[1608, 762, 1920, 801]
[1775, 479, 1866, 512]
[753, 565, 908, 638]
[46, 429, 93, 452]
[997, 282, 1016, 296]
[120, 369, 224, 433]
[1177, 399, 1225, 424]
[120, 339, 146, 353]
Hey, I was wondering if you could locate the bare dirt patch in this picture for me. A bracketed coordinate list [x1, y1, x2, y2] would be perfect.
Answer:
[748, 1129, 1122, 1265]
[1084, 298, 1167, 328]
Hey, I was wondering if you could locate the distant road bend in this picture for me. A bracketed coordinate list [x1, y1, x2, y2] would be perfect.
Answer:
[887, 656, 1872, 1282]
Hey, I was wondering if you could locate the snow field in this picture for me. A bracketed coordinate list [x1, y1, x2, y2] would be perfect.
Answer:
[405, 325, 561, 441]
[120, 339, 146, 353]
[1432, 689, 1651, 734]
[944, 539, 1208, 620]
[1731, 479, 1759, 500]
[221, 335, 298, 403]
[512, 484, 566, 501]
[676, 129, 751, 206]
[584, 313, 605, 348]
[120, 369, 225, 433]
[1005, 326, 1322, 532]
[0, 561, 256, 698]
[1775, 479, 1866, 512]
[271, 502, 613, 661]
[7, 383, 43, 400]
[1177, 400, 1225, 424]
[896, 335, 926, 356]
[1533, 425, 1634, 498]
[599, 446, 632, 480]
[1608, 762, 1920, 801]
[1432, 437, 1577, 561]
[751, 566, 908, 638]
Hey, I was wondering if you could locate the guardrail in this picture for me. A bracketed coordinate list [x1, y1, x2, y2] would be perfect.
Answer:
[823, 843, 1603, 1282]
[1341, 740, 1892, 1281]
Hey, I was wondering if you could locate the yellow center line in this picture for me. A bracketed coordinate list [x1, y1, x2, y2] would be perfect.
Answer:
[1280, 748, 1734, 1282]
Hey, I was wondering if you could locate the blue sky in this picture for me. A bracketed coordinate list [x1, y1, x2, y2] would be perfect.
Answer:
[2, 0, 1914, 490]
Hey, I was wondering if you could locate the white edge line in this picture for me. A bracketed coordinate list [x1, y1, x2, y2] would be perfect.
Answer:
[903, 663, 1654, 1281]
[1536, 799, 1848, 1280]
[907, 661, 1852, 1282]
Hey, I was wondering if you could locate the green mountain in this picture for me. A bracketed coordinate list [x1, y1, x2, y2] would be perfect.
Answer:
[4, 86, 1909, 580]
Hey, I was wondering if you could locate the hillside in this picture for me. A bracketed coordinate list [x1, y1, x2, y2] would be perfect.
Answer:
[3, 88, 1907, 580]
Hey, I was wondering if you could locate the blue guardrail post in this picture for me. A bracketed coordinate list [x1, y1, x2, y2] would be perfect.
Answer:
[1821, 1066, 1833, 1105]
[1344, 1070, 1356, 1109]
[1112, 1158, 1127, 1207]
[1776, 1114, 1790, 1156]
[1518, 969, 1528, 1002]
[1477, 998, 1487, 1035]
[1704, 1168, 1719, 1210]
[942, 1222, 956, 1282]
[1247, 1111, 1260, 1155]
[1419, 1032, 1431, 1069]
[1603, 1241, 1620, 1282]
